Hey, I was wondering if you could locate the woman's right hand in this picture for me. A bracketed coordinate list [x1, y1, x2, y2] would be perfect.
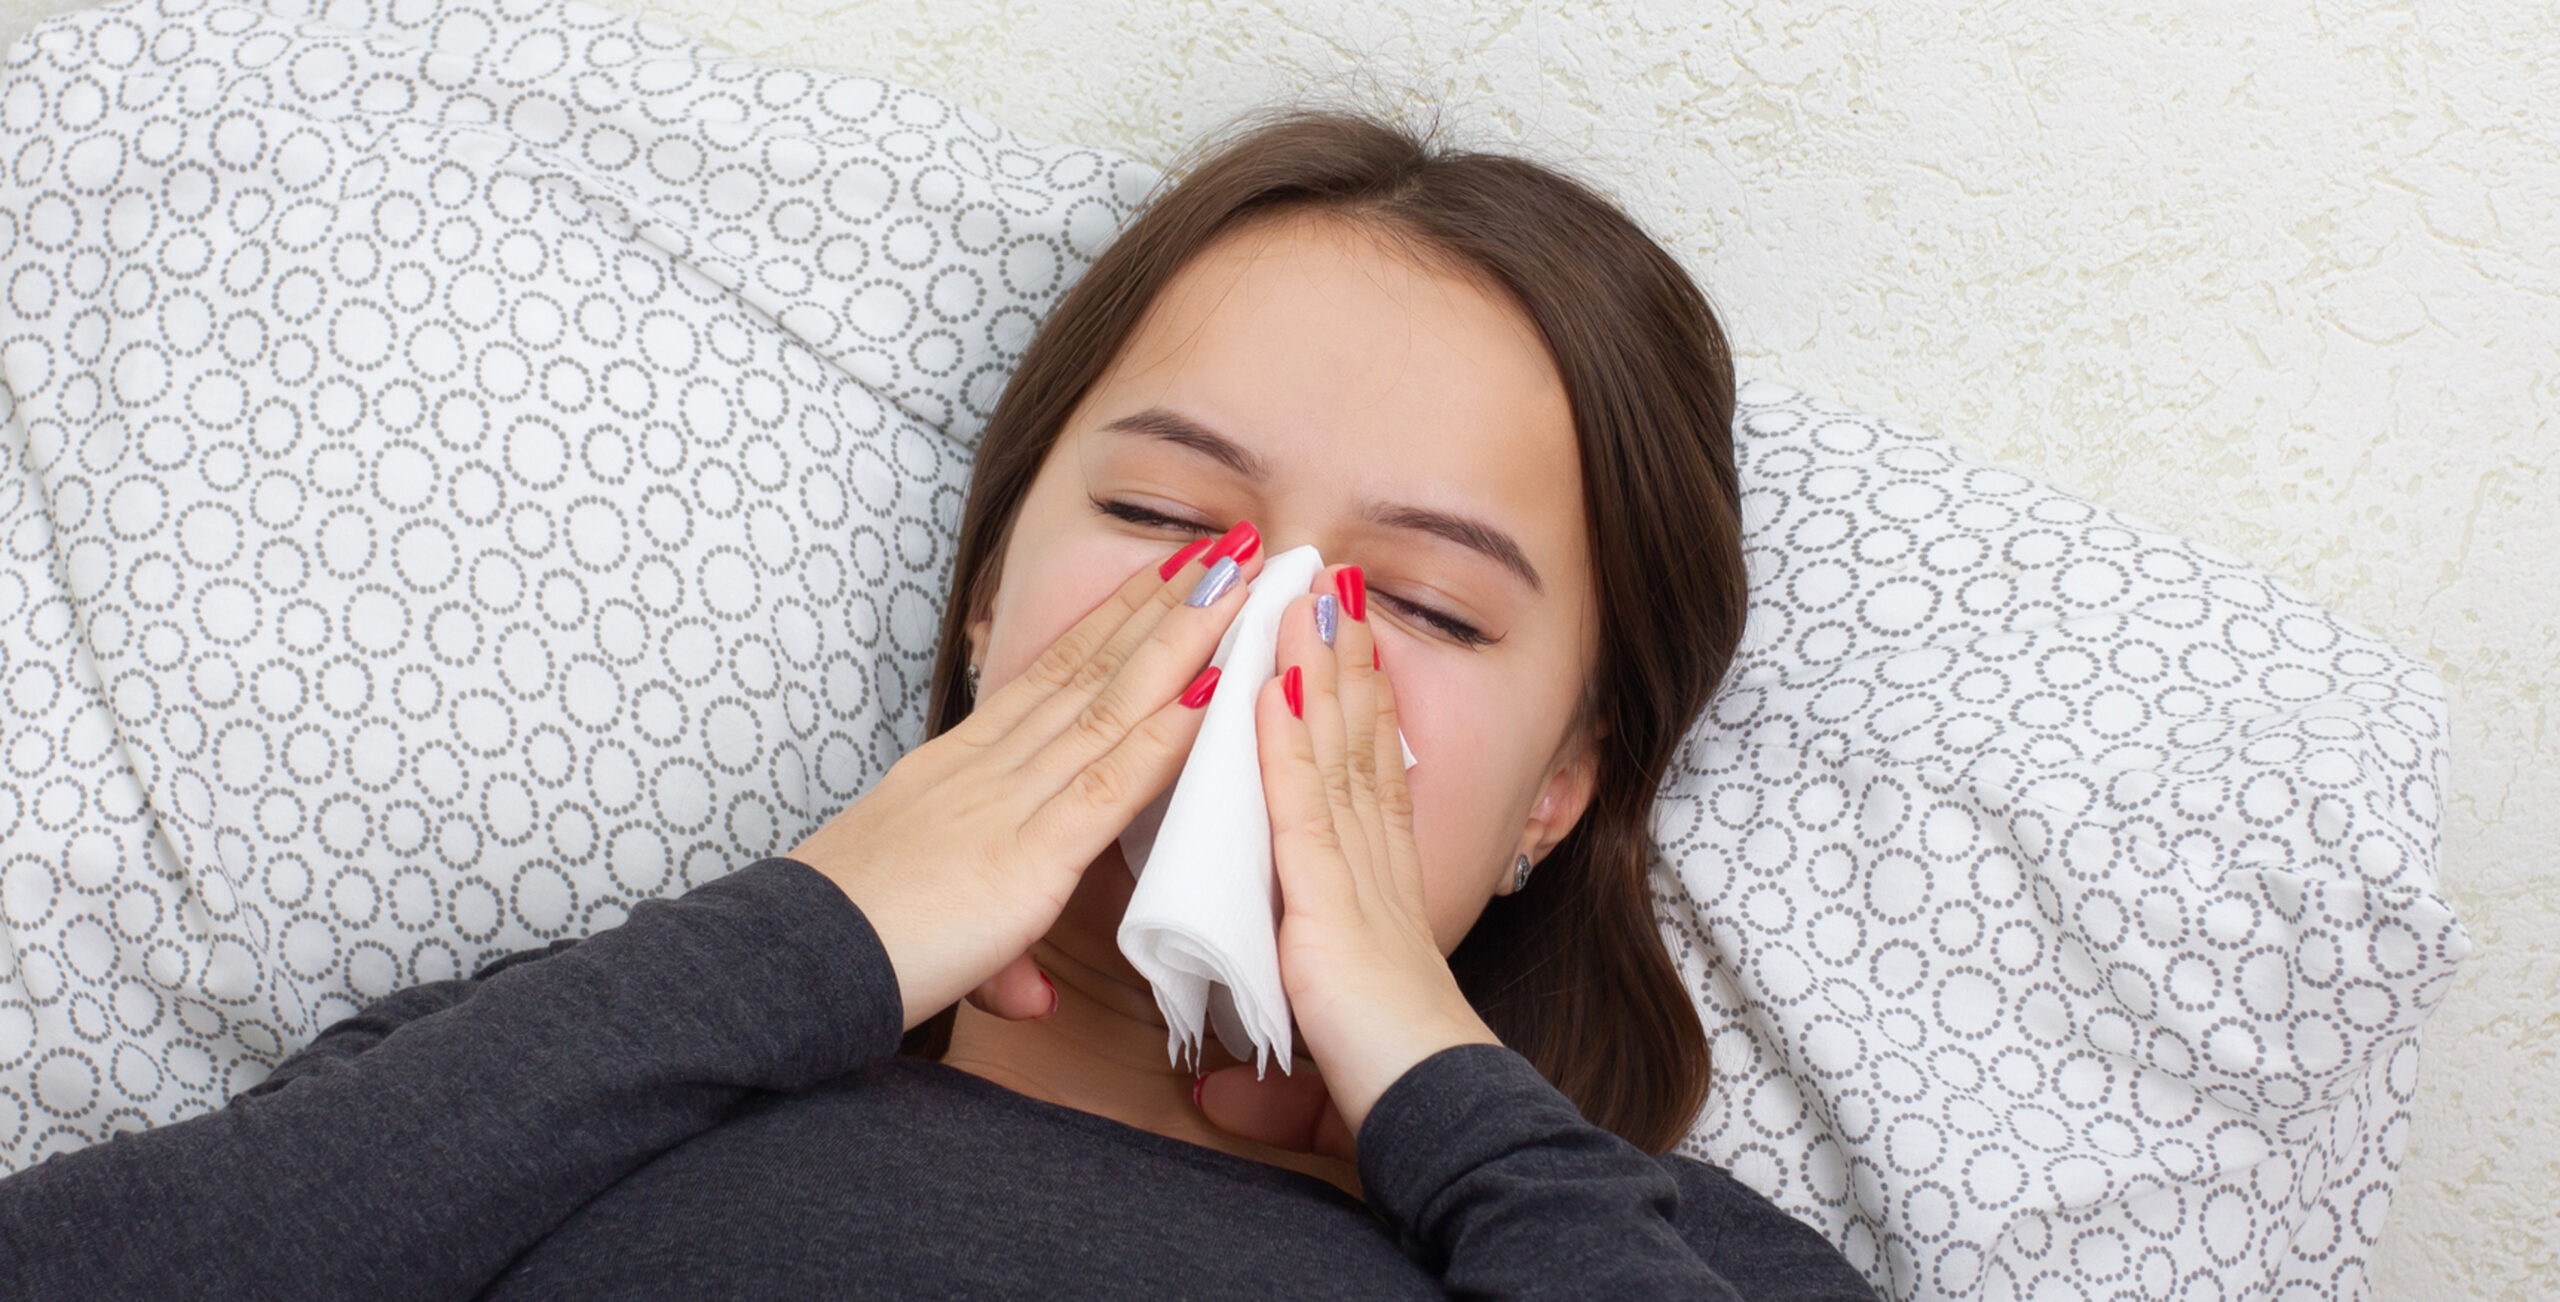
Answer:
[787, 525, 1260, 1031]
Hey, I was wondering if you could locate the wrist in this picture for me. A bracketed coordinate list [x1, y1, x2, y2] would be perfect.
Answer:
[1328, 1005, 1501, 1136]
[786, 841, 941, 1032]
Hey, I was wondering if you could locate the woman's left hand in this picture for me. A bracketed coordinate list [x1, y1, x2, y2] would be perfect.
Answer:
[1195, 565, 1501, 1162]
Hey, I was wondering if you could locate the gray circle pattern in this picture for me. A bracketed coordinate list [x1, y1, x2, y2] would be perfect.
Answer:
[0, 0, 1147, 1161]
[1655, 381, 2468, 1300]
[0, 4, 2471, 1301]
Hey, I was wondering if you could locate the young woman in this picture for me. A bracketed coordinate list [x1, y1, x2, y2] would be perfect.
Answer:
[0, 112, 1876, 1298]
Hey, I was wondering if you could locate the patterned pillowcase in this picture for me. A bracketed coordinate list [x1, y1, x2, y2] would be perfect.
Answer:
[1655, 382, 2467, 1300]
[0, 4, 2468, 1301]
[0, 0, 1149, 1159]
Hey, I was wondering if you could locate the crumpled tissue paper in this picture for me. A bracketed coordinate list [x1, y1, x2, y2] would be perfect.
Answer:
[1115, 545, 1416, 1076]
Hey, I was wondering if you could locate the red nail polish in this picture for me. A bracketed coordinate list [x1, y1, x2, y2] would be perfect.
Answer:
[1336, 565, 1366, 621]
[1204, 519, 1259, 567]
[1283, 665, 1303, 718]
[1180, 666, 1220, 708]
[1039, 972, 1059, 1018]
[1192, 1071, 1208, 1111]
[1158, 537, 1212, 580]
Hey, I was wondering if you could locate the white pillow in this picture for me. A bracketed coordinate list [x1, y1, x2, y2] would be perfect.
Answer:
[1655, 381, 2467, 1301]
[0, 0, 1148, 1160]
[0, 5, 2467, 1301]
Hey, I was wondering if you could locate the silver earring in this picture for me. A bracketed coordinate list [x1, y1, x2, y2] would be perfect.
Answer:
[1512, 852, 1533, 894]
[966, 662, 981, 700]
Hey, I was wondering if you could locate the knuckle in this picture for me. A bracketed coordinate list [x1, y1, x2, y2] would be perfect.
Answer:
[1068, 647, 1123, 695]
[1343, 739, 1376, 781]
[1070, 757, 1129, 810]
[1377, 779, 1416, 822]
[1289, 807, 1343, 852]
[1028, 639, 1087, 690]
[1315, 753, 1352, 795]
[1126, 703, 1186, 753]
[1071, 693, 1136, 746]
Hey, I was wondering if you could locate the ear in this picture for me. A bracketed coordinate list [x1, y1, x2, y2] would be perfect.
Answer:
[964, 598, 993, 670]
[1516, 731, 1602, 869]
[965, 615, 990, 667]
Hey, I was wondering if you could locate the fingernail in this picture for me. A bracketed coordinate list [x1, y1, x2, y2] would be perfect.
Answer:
[1192, 1071, 1207, 1111]
[1204, 519, 1259, 567]
[1179, 665, 1220, 708]
[1283, 664, 1303, 718]
[1183, 556, 1239, 607]
[1038, 972, 1059, 1018]
[1314, 593, 1338, 647]
[1158, 537, 1212, 580]
[1336, 565, 1366, 621]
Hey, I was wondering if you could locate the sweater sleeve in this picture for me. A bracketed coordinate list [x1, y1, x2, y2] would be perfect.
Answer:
[0, 856, 904, 1302]
[228, 938, 586, 1093]
[1355, 1044, 1877, 1300]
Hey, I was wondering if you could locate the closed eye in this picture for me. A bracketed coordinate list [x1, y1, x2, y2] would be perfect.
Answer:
[1092, 496, 1216, 537]
[1376, 591, 1497, 648]
[1092, 495, 1499, 649]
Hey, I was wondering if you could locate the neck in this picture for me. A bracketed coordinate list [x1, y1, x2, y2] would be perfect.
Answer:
[937, 844, 1362, 1199]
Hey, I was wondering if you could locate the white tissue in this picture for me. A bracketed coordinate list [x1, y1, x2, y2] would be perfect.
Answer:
[1115, 545, 1416, 1077]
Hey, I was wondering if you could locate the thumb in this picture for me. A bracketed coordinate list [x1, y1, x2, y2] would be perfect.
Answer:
[962, 953, 1057, 1022]
[1196, 1059, 1357, 1165]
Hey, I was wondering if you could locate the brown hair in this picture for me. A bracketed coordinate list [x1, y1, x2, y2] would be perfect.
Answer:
[902, 110, 1745, 1155]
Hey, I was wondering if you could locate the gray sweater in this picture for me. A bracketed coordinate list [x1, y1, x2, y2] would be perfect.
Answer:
[0, 858, 1877, 1299]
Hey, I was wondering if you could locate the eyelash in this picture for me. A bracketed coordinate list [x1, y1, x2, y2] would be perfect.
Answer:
[1092, 496, 1497, 648]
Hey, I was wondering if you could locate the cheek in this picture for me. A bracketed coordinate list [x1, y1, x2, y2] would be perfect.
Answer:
[1401, 674, 1518, 952]
[985, 535, 1152, 684]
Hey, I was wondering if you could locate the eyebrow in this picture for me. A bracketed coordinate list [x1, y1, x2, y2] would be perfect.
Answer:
[1100, 407, 1546, 595]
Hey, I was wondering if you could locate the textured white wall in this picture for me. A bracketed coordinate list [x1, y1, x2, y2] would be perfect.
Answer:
[4, 0, 2550, 1294]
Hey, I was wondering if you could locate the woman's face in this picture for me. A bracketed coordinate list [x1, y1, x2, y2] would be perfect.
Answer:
[966, 211, 1601, 965]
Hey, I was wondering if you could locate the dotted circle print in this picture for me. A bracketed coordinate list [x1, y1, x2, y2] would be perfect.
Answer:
[0, 0, 1151, 1163]
[1652, 381, 2466, 1301]
[0, 4, 2470, 1301]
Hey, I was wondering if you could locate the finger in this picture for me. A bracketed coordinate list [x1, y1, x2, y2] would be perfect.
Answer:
[1367, 661, 1429, 914]
[1324, 566, 1380, 789]
[1256, 672, 1356, 919]
[1196, 1060, 1355, 1163]
[1319, 566, 1390, 876]
[963, 953, 1057, 1021]
[948, 547, 1176, 744]
[1277, 592, 1356, 840]
[1021, 651, 1227, 870]
[1300, 567, 1391, 896]
[1009, 536, 1262, 782]
[966, 527, 1259, 754]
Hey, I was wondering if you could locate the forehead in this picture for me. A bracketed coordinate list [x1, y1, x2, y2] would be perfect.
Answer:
[1089, 211, 1583, 551]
